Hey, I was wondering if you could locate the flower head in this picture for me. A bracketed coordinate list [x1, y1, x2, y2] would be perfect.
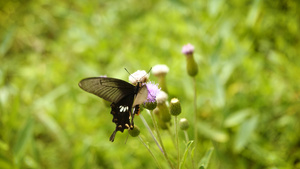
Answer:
[129, 70, 149, 85]
[181, 43, 198, 77]
[170, 98, 182, 116]
[156, 91, 168, 105]
[145, 82, 160, 103]
[152, 64, 169, 93]
[181, 43, 195, 55]
[152, 64, 169, 76]
[179, 118, 189, 130]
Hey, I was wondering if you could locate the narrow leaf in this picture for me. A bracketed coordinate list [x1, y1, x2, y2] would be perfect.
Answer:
[198, 147, 214, 169]
[13, 117, 34, 162]
[224, 109, 252, 127]
[35, 112, 68, 147]
[234, 115, 259, 152]
[197, 121, 229, 142]
[179, 141, 194, 169]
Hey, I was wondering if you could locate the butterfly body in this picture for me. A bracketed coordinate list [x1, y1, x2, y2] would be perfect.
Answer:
[78, 77, 148, 142]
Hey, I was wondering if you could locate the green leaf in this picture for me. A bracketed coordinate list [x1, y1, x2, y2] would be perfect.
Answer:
[35, 112, 68, 147]
[0, 143, 13, 169]
[0, 26, 15, 57]
[197, 121, 229, 142]
[246, 0, 260, 27]
[12, 117, 34, 163]
[234, 115, 259, 153]
[224, 109, 252, 127]
[198, 147, 214, 169]
[179, 141, 193, 169]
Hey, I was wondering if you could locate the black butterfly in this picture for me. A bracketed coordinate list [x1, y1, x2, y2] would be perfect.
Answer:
[78, 77, 148, 142]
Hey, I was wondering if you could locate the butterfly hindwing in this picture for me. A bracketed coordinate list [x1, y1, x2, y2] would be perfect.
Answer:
[109, 94, 135, 142]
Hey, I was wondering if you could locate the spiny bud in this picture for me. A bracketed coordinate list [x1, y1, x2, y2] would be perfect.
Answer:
[179, 118, 189, 130]
[182, 43, 198, 77]
[170, 98, 181, 116]
[143, 101, 157, 110]
[128, 125, 140, 137]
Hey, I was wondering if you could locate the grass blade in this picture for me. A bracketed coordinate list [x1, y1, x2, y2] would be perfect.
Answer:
[13, 117, 34, 164]
[179, 141, 194, 169]
[198, 147, 214, 169]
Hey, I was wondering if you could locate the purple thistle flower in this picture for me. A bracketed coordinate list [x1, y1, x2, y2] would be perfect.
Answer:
[181, 43, 195, 55]
[145, 82, 160, 103]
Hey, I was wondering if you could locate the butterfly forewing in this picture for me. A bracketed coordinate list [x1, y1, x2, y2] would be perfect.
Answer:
[78, 77, 135, 103]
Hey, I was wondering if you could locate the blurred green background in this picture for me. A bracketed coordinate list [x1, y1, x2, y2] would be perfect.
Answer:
[1, 0, 300, 168]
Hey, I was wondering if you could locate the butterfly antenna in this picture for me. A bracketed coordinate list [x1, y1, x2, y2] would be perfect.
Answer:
[138, 67, 152, 80]
[124, 68, 131, 75]
[147, 67, 152, 74]
[124, 67, 152, 82]
[124, 68, 138, 81]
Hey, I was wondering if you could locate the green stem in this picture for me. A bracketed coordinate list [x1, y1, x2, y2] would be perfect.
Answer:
[138, 136, 162, 169]
[139, 114, 163, 153]
[184, 131, 189, 143]
[175, 116, 180, 169]
[193, 77, 197, 168]
[184, 130, 194, 169]
[148, 109, 174, 169]
[167, 126, 176, 147]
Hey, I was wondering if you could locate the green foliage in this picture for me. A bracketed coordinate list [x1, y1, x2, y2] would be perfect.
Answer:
[1, 0, 300, 168]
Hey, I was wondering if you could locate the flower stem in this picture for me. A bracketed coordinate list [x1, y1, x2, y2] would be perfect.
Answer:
[183, 131, 189, 143]
[184, 130, 194, 169]
[138, 136, 162, 169]
[174, 116, 180, 169]
[139, 114, 163, 153]
[193, 77, 197, 142]
[167, 127, 176, 147]
[147, 109, 174, 169]
[193, 77, 197, 167]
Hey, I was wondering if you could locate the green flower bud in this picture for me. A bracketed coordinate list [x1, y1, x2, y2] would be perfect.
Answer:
[170, 98, 181, 116]
[182, 43, 198, 77]
[143, 101, 157, 110]
[186, 56, 198, 77]
[128, 125, 140, 137]
[179, 118, 189, 130]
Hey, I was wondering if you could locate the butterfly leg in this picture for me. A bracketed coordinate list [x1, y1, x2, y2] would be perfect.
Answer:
[129, 105, 140, 129]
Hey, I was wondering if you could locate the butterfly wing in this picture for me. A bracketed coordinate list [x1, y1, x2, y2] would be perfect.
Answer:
[133, 85, 148, 106]
[78, 77, 135, 103]
[109, 94, 135, 142]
